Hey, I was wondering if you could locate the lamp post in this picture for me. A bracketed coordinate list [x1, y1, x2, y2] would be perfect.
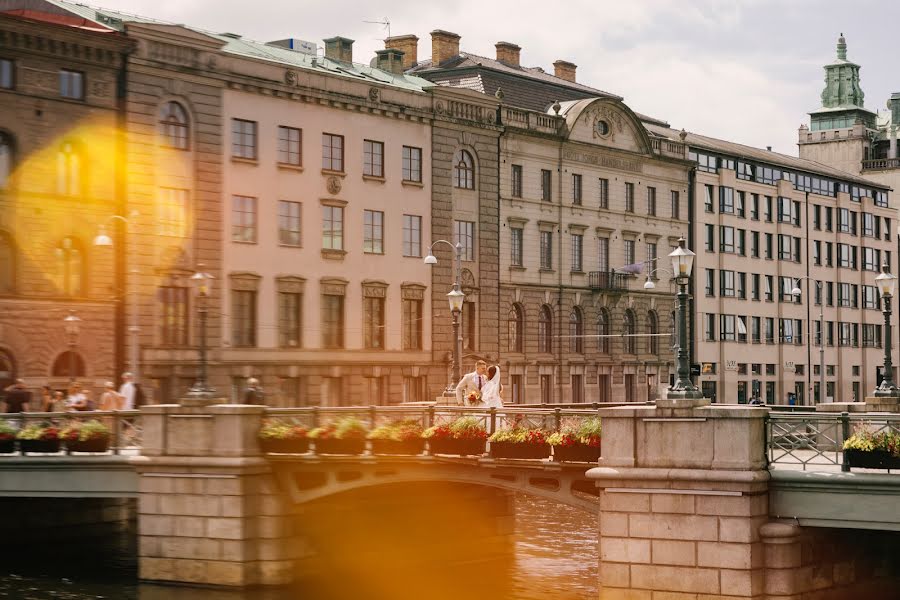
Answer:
[874, 263, 899, 397]
[663, 238, 705, 406]
[93, 213, 139, 382]
[791, 278, 825, 404]
[63, 311, 81, 381]
[185, 267, 217, 402]
[424, 240, 464, 391]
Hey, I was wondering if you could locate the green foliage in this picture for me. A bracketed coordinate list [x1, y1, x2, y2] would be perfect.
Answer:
[424, 417, 487, 441]
[367, 420, 424, 441]
[60, 420, 110, 443]
[16, 423, 60, 441]
[577, 417, 602, 439]
[309, 416, 369, 440]
[844, 426, 900, 456]
[258, 420, 308, 441]
[0, 420, 16, 439]
[488, 427, 548, 445]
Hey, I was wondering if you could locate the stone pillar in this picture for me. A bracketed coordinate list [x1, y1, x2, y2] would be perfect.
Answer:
[760, 521, 802, 598]
[865, 395, 900, 413]
[590, 404, 769, 598]
[133, 402, 299, 586]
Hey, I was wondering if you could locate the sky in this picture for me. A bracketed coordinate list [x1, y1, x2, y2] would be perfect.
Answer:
[99, 0, 900, 156]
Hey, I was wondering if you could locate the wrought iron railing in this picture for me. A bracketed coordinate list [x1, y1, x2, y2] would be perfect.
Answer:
[1, 410, 142, 455]
[588, 270, 629, 291]
[766, 412, 900, 472]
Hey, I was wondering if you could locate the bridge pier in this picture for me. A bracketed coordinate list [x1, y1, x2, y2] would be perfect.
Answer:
[133, 402, 300, 587]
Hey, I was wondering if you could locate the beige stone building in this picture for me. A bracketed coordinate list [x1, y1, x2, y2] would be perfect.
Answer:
[0, 11, 130, 394]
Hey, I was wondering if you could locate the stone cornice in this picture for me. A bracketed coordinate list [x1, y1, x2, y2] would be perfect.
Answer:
[0, 17, 131, 66]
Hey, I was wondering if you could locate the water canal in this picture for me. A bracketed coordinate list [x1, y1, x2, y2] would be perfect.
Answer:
[0, 494, 598, 599]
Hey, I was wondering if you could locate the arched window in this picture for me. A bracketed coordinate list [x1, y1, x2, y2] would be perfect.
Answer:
[159, 101, 190, 150]
[623, 310, 636, 354]
[538, 304, 553, 354]
[453, 150, 475, 189]
[51, 351, 85, 378]
[57, 141, 81, 196]
[56, 237, 84, 296]
[648, 311, 659, 355]
[0, 231, 13, 293]
[597, 309, 610, 354]
[569, 307, 584, 354]
[0, 132, 13, 189]
[508, 303, 524, 353]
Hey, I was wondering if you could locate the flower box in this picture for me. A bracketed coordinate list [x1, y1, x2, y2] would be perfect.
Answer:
[429, 438, 486, 456]
[314, 438, 366, 455]
[844, 449, 900, 470]
[553, 443, 601, 463]
[20, 439, 61, 454]
[490, 441, 550, 459]
[370, 438, 425, 456]
[260, 438, 310, 454]
[66, 437, 110, 453]
[0, 439, 15, 454]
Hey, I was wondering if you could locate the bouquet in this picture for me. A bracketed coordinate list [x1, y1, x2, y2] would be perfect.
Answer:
[466, 390, 482, 406]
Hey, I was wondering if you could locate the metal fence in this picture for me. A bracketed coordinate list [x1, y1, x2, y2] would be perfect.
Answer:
[1, 410, 142, 455]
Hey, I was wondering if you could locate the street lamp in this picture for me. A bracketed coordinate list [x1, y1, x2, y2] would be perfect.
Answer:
[185, 266, 217, 402]
[792, 278, 825, 404]
[424, 240, 464, 390]
[63, 311, 81, 381]
[663, 238, 705, 406]
[874, 263, 899, 398]
[93, 212, 140, 383]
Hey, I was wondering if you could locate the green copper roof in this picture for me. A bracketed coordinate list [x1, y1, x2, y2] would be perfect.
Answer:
[813, 34, 867, 113]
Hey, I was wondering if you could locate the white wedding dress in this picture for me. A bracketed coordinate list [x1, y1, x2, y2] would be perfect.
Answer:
[481, 367, 504, 409]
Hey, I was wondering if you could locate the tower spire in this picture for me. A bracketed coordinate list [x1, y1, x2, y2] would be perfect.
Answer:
[837, 33, 847, 60]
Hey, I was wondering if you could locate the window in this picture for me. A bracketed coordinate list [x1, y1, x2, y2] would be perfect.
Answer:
[647, 186, 656, 215]
[541, 169, 552, 201]
[752, 273, 760, 300]
[736, 191, 746, 218]
[159, 102, 189, 150]
[813, 205, 821, 230]
[705, 269, 715, 296]
[322, 206, 344, 250]
[571, 233, 583, 272]
[862, 213, 877, 238]
[813, 241, 821, 266]
[863, 323, 882, 348]
[598, 237, 609, 272]
[646, 242, 657, 267]
[231, 195, 257, 243]
[454, 150, 475, 189]
[779, 277, 795, 303]
[541, 374, 553, 404]
[764, 196, 773, 222]
[837, 243, 856, 269]
[232, 289, 257, 347]
[231, 119, 257, 160]
[403, 146, 422, 182]
[322, 133, 344, 172]
[571, 374, 585, 404]
[511, 164, 523, 197]
[765, 318, 775, 344]
[623, 310, 636, 353]
[57, 141, 81, 196]
[510, 227, 523, 266]
[364, 296, 385, 349]
[704, 185, 714, 212]
[625, 182, 635, 212]
[278, 292, 302, 347]
[599, 178, 609, 209]
[705, 313, 716, 341]
[671, 190, 680, 219]
[778, 235, 793, 261]
[597, 309, 610, 353]
[765, 276, 774, 302]
[159, 286, 188, 346]
[838, 208, 857, 235]
[705, 224, 714, 252]
[403, 215, 422, 257]
[778, 318, 794, 344]
[824, 207, 833, 231]
[538, 305, 553, 353]
[158, 188, 188, 237]
[750, 194, 759, 220]
[648, 311, 659, 354]
[693, 151, 718, 172]
[463, 302, 477, 351]
[403, 297, 423, 350]
[278, 200, 302, 246]
[863, 285, 879, 309]
[363, 210, 384, 254]
[624, 239, 636, 265]
[540, 231, 553, 269]
[322, 293, 344, 348]
[277, 126, 302, 165]
[363, 140, 384, 177]
[508, 304, 524, 353]
[0, 232, 13, 293]
[752, 317, 761, 344]
[720, 270, 735, 297]
[826, 282, 834, 306]
[569, 308, 584, 353]
[572, 174, 583, 205]
[720, 226, 735, 253]
[719, 186, 734, 213]
[764, 233, 773, 260]
[0, 133, 11, 189]
[0, 59, 12, 89]
[59, 69, 83, 99]
[825, 242, 833, 267]
[56, 237, 83, 296]
[455, 220, 475, 262]
[720, 315, 736, 341]
[863, 247, 880, 272]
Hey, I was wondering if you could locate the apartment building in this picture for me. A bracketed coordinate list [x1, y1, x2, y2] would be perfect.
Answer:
[0, 10, 130, 392]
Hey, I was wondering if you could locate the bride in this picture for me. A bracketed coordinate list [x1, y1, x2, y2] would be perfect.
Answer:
[481, 365, 504, 409]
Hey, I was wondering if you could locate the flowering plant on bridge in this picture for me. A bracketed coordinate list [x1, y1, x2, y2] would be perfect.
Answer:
[258, 419, 309, 454]
[368, 420, 426, 455]
[0, 420, 15, 441]
[548, 418, 602, 463]
[843, 426, 900, 470]
[16, 423, 61, 454]
[425, 417, 487, 456]
[60, 420, 110, 453]
[310, 417, 368, 455]
[489, 426, 551, 459]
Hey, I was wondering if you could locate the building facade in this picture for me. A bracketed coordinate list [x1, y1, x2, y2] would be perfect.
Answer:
[0, 11, 130, 394]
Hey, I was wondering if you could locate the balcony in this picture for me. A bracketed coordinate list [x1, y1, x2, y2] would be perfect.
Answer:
[862, 158, 900, 171]
[588, 270, 629, 292]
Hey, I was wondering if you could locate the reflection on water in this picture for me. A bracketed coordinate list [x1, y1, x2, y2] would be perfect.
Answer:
[0, 494, 597, 600]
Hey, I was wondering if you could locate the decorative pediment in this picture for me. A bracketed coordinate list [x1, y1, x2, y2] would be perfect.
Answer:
[562, 98, 654, 157]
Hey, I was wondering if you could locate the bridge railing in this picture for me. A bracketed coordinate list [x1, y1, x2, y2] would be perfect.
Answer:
[767, 411, 900, 471]
[1, 410, 142, 455]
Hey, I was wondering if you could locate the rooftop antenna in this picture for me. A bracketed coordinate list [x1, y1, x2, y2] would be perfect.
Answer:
[363, 17, 391, 39]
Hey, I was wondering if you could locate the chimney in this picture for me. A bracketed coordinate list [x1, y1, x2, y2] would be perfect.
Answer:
[430, 29, 460, 66]
[495, 41, 521, 67]
[323, 36, 354, 63]
[553, 60, 577, 83]
[385, 34, 418, 69]
[375, 48, 406, 75]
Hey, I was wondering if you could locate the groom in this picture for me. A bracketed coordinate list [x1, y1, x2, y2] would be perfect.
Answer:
[455, 359, 488, 406]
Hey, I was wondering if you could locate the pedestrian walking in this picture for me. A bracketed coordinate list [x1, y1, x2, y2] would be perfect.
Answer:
[3, 379, 31, 413]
